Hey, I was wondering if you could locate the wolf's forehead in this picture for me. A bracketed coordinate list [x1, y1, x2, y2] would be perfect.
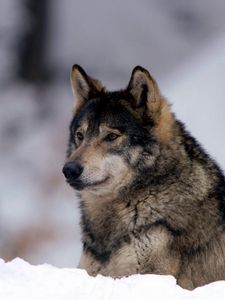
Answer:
[76, 114, 125, 134]
[73, 99, 133, 130]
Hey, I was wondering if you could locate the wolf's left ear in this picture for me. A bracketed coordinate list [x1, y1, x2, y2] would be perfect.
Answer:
[70, 64, 104, 110]
[127, 66, 161, 115]
[128, 66, 174, 142]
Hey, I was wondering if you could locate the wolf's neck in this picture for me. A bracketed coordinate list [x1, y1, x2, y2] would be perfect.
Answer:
[79, 192, 137, 258]
[80, 191, 135, 230]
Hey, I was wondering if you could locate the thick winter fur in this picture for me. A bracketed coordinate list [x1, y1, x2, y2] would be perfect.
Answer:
[63, 64, 225, 290]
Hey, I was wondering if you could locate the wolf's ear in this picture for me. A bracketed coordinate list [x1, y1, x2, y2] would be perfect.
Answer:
[127, 66, 161, 115]
[128, 66, 174, 142]
[70, 64, 104, 110]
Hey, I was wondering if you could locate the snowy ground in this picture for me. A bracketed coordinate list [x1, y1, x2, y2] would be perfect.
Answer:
[0, 258, 225, 300]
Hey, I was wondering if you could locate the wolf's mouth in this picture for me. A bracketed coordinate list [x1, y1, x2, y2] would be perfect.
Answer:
[67, 176, 110, 191]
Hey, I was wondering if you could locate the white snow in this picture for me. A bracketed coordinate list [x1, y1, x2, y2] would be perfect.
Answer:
[1, 258, 225, 300]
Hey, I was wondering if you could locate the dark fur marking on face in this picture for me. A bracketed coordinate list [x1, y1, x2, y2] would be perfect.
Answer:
[70, 92, 155, 139]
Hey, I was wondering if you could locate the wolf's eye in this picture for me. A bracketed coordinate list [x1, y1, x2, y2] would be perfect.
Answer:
[76, 131, 84, 141]
[105, 133, 119, 142]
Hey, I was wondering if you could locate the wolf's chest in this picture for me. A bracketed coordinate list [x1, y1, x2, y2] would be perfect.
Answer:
[79, 224, 176, 277]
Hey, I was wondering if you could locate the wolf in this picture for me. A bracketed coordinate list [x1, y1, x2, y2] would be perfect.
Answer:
[62, 64, 225, 290]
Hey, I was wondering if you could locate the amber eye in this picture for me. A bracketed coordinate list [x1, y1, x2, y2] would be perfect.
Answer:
[105, 133, 119, 142]
[76, 131, 84, 141]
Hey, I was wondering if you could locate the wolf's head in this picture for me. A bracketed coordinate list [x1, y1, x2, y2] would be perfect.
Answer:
[63, 65, 175, 198]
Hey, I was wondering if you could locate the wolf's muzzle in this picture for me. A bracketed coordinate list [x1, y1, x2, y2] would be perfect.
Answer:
[62, 161, 83, 181]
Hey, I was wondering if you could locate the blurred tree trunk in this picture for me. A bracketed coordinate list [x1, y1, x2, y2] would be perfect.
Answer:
[18, 0, 49, 82]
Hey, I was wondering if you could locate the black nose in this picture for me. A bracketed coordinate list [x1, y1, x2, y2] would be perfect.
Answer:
[62, 162, 83, 180]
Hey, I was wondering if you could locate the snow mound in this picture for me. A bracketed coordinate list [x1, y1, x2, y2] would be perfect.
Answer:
[0, 258, 225, 299]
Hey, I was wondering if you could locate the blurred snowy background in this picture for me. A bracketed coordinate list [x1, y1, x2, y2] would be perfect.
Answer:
[0, 0, 225, 267]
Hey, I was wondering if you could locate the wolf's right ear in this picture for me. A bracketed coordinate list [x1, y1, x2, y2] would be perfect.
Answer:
[70, 65, 104, 111]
